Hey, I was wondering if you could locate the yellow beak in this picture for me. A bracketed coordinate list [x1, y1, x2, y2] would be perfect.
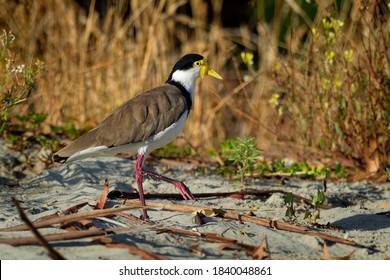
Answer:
[199, 59, 223, 79]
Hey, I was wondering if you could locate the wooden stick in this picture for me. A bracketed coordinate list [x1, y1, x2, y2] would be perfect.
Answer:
[0, 206, 138, 232]
[109, 189, 333, 209]
[12, 197, 65, 260]
[125, 200, 357, 246]
[108, 212, 256, 253]
[33, 202, 89, 223]
[0, 224, 157, 246]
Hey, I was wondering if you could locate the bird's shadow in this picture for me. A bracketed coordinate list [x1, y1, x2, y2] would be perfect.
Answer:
[23, 157, 137, 191]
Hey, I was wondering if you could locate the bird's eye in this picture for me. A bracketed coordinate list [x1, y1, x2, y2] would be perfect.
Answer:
[194, 61, 201, 66]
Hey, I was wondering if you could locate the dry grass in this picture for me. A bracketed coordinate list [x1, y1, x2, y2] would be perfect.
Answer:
[1, 0, 388, 171]
[1, 0, 233, 149]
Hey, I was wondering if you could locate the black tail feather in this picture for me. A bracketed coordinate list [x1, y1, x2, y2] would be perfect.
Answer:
[52, 154, 68, 164]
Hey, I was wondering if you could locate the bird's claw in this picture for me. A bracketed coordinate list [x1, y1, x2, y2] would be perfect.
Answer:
[174, 181, 196, 200]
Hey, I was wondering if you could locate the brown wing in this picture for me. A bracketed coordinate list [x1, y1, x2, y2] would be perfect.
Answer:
[54, 84, 188, 159]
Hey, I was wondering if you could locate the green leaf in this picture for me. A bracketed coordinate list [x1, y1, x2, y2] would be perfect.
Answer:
[312, 191, 325, 209]
[285, 207, 295, 218]
[284, 192, 294, 204]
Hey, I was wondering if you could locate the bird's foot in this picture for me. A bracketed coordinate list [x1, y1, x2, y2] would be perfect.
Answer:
[173, 181, 196, 200]
[140, 208, 149, 221]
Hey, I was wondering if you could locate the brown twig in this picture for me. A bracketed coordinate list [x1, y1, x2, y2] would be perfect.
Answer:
[0, 206, 138, 232]
[0, 213, 256, 256]
[115, 212, 257, 254]
[33, 202, 89, 223]
[0, 224, 157, 246]
[109, 189, 333, 209]
[94, 178, 109, 209]
[124, 200, 357, 246]
[12, 197, 65, 260]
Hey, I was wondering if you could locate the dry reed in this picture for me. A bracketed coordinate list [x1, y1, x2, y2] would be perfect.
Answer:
[1, 0, 388, 170]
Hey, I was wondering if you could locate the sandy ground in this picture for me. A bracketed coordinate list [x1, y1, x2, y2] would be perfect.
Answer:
[0, 156, 389, 260]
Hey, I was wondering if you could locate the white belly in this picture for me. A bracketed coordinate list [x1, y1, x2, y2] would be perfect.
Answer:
[66, 112, 189, 163]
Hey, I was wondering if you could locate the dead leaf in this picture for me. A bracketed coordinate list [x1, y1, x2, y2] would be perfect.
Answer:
[93, 236, 113, 244]
[252, 245, 264, 260]
[264, 236, 271, 260]
[192, 209, 218, 217]
[252, 237, 271, 260]
[348, 171, 377, 181]
[322, 242, 355, 260]
[194, 212, 205, 225]
[239, 230, 248, 236]
[95, 178, 109, 209]
[61, 219, 97, 231]
[64, 202, 89, 214]
[190, 246, 206, 258]
[78, 219, 98, 230]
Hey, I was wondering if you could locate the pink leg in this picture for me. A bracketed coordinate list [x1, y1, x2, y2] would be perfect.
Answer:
[141, 169, 196, 200]
[133, 153, 196, 220]
[134, 154, 149, 220]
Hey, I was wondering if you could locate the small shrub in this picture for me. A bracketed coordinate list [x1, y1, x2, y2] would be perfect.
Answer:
[0, 30, 44, 134]
[220, 137, 262, 188]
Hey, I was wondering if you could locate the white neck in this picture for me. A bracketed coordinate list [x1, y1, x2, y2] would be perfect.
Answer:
[171, 67, 200, 100]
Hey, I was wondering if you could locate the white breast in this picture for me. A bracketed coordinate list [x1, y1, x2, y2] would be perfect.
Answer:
[138, 111, 189, 155]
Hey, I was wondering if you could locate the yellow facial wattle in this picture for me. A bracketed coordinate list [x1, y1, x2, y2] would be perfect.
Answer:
[198, 59, 223, 80]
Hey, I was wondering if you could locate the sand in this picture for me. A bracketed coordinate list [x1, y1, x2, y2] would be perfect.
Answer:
[0, 156, 389, 260]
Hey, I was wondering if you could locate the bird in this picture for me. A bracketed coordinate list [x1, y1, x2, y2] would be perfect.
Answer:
[53, 53, 222, 220]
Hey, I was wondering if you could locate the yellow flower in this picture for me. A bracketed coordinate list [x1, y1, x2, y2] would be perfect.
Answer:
[269, 93, 280, 108]
[325, 51, 335, 62]
[241, 51, 254, 65]
[344, 49, 354, 63]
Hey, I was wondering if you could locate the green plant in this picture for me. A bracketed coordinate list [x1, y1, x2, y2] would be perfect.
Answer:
[332, 162, 348, 178]
[284, 192, 295, 219]
[1, 1, 387, 172]
[285, 190, 325, 222]
[262, 159, 329, 178]
[14, 112, 48, 132]
[35, 134, 60, 151]
[220, 137, 262, 188]
[272, 8, 389, 173]
[304, 191, 325, 222]
[0, 30, 44, 134]
[151, 143, 193, 159]
[384, 168, 390, 181]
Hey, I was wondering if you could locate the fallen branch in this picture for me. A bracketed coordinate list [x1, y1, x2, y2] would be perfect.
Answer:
[109, 189, 333, 209]
[33, 202, 89, 223]
[0, 224, 157, 246]
[125, 200, 357, 246]
[0, 217, 255, 256]
[12, 197, 65, 260]
[114, 212, 257, 254]
[0, 206, 138, 232]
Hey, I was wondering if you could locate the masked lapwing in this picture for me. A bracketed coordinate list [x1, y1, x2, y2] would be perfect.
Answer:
[53, 54, 222, 220]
